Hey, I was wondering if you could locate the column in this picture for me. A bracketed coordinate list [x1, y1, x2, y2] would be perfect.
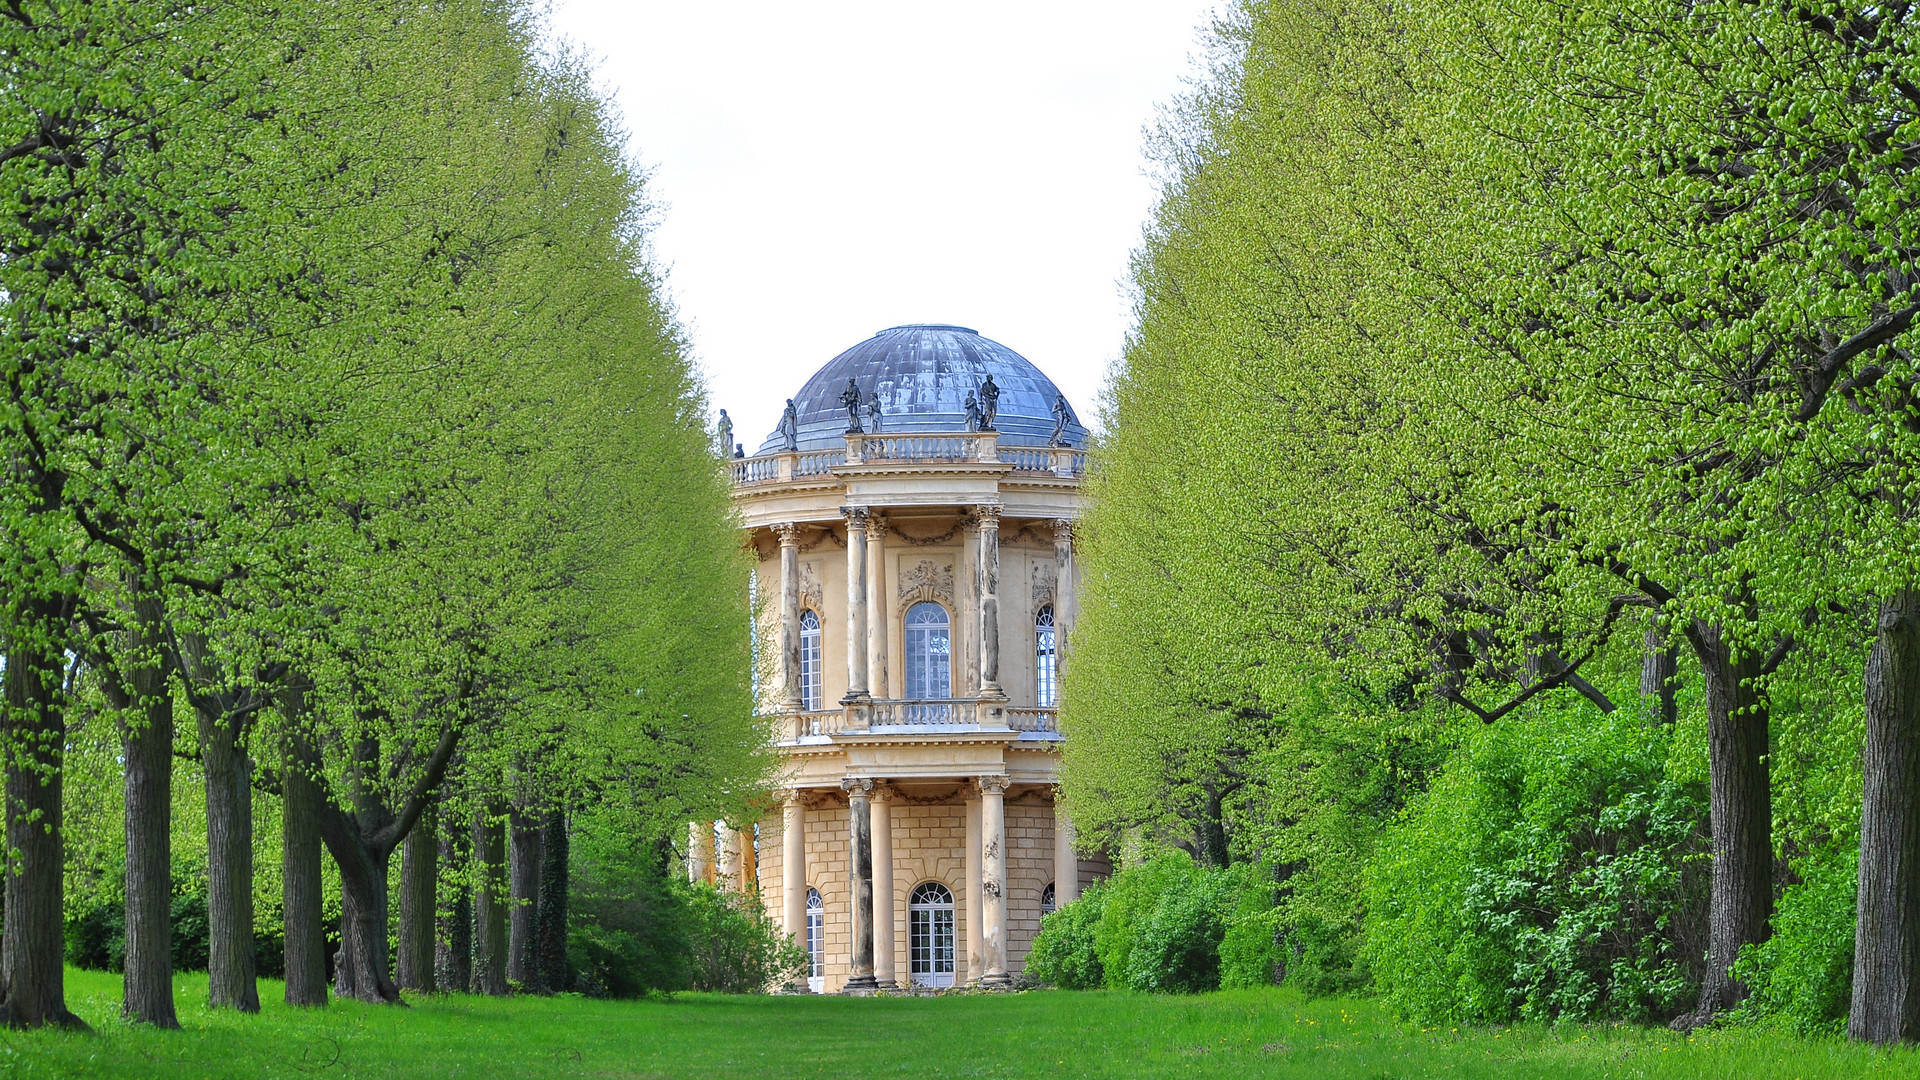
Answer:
[867, 516, 889, 699]
[687, 820, 713, 885]
[782, 792, 807, 974]
[843, 778, 877, 990]
[979, 775, 1010, 987]
[976, 505, 1004, 699]
[1054, 793, 1079, 906]
[741, 823, 758, 892]
[776, 523, 802, 709]
[960, 512, 978, 695]
[842, 508, 870, 701]
[1052, 518, 1077, 647]
[872, 783, 898, 989]
[964, 787, 982, 983]
[717, 825, 741, 891]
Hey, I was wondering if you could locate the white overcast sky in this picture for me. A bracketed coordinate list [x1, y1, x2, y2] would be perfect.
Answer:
[541, 0, 1222, 448]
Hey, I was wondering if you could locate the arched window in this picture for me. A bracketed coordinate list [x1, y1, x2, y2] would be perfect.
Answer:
[1041, 882, 1057, 917]
[904, 603, 951, 700]
[908, 881, 956, 987]
[1035, 605, 1058, 707]
[799, 610, 823, 711]
[805, 887, 825, 992]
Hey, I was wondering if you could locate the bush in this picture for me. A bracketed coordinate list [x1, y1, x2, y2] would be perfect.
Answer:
[1029, 854, 1272, 994]
[1027, 882, 1107, 989]
[1730, 843, 1856, 1034]
[567, 812, 801, 997]
[684, 883, 807, 993]
[1364, 708, 1707, 1024]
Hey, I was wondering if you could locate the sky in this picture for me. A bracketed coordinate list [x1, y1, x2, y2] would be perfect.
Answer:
[541, 0, 1223, 448]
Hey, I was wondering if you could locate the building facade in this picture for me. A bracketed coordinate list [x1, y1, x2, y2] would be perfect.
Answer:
[697, 324, 1108, 991]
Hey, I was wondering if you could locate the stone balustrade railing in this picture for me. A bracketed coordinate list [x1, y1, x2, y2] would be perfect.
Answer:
[732, 433, 1084, 487]
[777, 700, 1059, 741]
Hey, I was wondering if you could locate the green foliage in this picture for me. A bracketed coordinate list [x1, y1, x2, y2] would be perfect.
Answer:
[1366, 709, 1707, 1024]
[1732, 844, 1859, 1035]
[682, 885, 808, 994]
[1027, 883, 1108, 990]
[1030, 854, 1273, 995]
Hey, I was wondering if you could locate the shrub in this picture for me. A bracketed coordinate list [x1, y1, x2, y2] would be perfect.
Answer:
[1126, 871, 1229, 993]
[683, 883, 807, 993]
[1730, 843, 1856, 1034]
[1364, 708, 1707, 1024]
[1027, 882, 1107, 989]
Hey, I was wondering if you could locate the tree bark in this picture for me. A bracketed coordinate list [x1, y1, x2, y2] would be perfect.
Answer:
[282, 744, 328, 1007]
[472, 806, 509, 995]
[1641, 621, 1678, 727]
[117, 591, 178, 1028]
[120, 634, 178, 1028]
[332, 840, 393, 1003]
[1852, 589, 1920, 1044]
[437, 821, 471, 994]
[536, 809, 569, 993]
[397, 804, 437, 993]
[199, 704, 260, 1012]
[0, 632, 86, 1029]
[508, 806, 542, 991]
[1681, 619, 1774, 1024]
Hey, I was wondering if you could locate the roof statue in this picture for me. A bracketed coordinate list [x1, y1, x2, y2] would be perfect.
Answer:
[866, 390, 883, 433]
[964, 390, 983, 432]
[978, 375, 1000, 431]
[1049, 393, 1071, 447]
[778, 399, 799, 452]
[840, 378, 865, 434]
[753, 325, 1088, 454]
[716, 409, 734, 458]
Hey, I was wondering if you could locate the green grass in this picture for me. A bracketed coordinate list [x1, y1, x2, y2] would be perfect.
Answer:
[3, 967, 1916, 1079]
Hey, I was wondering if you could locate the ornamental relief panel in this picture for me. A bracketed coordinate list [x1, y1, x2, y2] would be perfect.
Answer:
[1031, 561, 1056, 608]
[896, 557, 953, 604]
[799, 561, 824, 614]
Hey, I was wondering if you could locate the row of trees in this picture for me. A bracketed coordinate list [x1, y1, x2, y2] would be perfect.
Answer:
[1063, 0, 1920, 1043]
[1, 0, 764, 1028]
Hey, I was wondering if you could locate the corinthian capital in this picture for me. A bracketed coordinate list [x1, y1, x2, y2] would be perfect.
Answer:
[976, 774, 1010, 796]
[974, 504, 1002, 530]
[773, 522, 803, 546]
[841, 505, 870, 527]
[1050, 518, 1074, 545]
[842, 777, 875, 799]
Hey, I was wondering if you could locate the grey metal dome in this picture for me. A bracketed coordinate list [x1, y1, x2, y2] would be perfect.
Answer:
[757, 325, 1087, 454]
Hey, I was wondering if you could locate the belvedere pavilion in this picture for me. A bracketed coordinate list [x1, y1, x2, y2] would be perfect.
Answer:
[693, 324, 1109, 992]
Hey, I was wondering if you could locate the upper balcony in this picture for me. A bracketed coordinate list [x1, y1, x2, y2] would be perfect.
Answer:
[778, 698, 1059, 746]
[731, 431, 1086, 489]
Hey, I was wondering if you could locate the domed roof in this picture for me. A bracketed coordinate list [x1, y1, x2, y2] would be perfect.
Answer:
[757, 325, 1087, 454]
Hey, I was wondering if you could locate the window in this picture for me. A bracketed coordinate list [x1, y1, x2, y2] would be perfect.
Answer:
[908, 882, 956, 987]
[805, 887, 825, 992]
[1041, 882, 1056, 917]
[799, 610, 823, 711]
[904, 603, 951, 699]
[1035, 605, 1058, 707]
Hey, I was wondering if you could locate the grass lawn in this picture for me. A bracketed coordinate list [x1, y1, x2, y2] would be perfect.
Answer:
[1, 967, 1915, 1079]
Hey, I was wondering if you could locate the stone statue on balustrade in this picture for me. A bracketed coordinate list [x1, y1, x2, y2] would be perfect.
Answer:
[978, 375, 1000, 430]
[716, 408, 734, 458]
[964, 391, 983, 432]
[778, 398, 799, 452]
[866, 390, 883, 433]
[841, 378, 865, 433]
[1049, 392, 1071, 446]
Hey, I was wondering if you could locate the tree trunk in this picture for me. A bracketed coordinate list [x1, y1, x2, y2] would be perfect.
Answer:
[1641, 621, 1678, 727]
[397, 804, 437, 993]
[282, 749, 328, 1007]
[1852, 589, 1920, 1044]
[1681, 619, 1773, 1024]
[536, 809, 569, 993]
[199, 705, 260, 1012]
[332, 845, 395, 1003]
[508, 807, 542, 991]
[437, 821, 471, 994]
[120, 640, 178, 1028]
[0, 634, 86, 1029]
[472, 807, 508, 995]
